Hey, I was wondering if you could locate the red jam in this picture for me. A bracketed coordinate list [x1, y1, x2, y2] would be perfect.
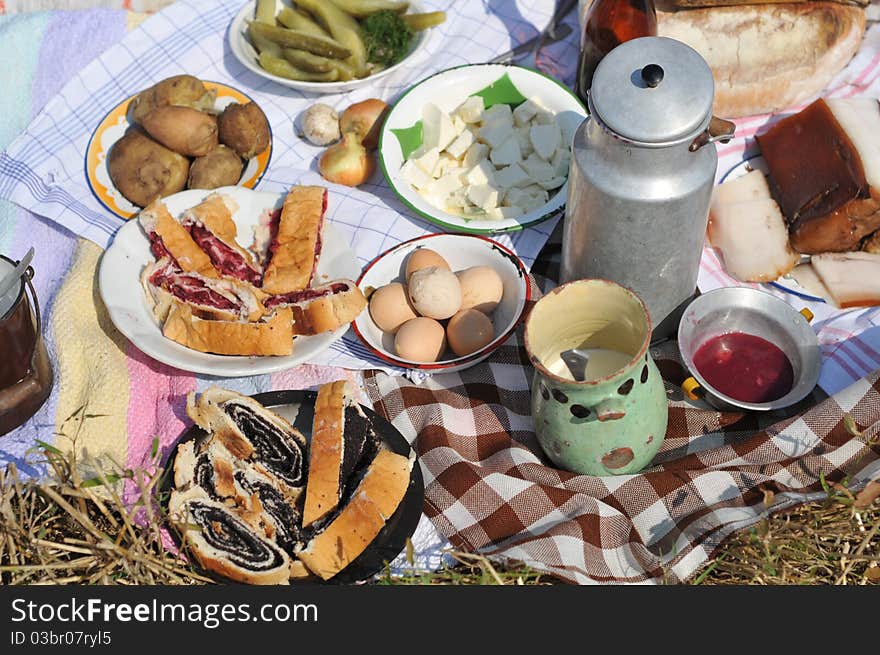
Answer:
[693, 332, 794, 403]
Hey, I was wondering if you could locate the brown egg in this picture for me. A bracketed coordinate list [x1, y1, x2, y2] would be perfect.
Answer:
[395, 317, 447, 362]
[446, 309, 495, 357]
[405, 248, 450, 282]
[369, 282, 418, 334]
[457, 266, 504, 314]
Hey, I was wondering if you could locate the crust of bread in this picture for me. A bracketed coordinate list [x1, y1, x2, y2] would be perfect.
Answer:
[173, 440, 198, 490]
[657, 3, 866, 118]
[162, 301, 293, 356]
[138, 200, 218, 278]
[289, 281, 367, 336]
[169, 488, 290, 585]
[297, 449, 412, 580]
[297, 491, 384, 580]
[261, 186, 325, 295]
[185, 193, 240, 242]
[288, 560, 313, 580]
[356, 449, 413, 519]
[186, 391, 255, 460]
[302, 380, 347, 528]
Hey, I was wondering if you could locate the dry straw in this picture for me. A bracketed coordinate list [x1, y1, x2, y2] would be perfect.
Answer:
[1, 407, 877, 585]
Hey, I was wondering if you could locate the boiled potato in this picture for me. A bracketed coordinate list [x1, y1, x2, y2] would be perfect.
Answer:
[188, 145, 243, 190]
[129, 75, 215, 125]
[108, 129, 189, 208]
[218, 102, 271, 159]
[141, 106, 218, 157]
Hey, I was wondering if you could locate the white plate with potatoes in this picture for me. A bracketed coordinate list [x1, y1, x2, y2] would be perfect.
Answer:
[352, 233, 531, 373]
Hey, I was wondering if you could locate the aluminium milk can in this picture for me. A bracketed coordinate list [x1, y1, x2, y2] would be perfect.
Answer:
[562, 36, 735, 340]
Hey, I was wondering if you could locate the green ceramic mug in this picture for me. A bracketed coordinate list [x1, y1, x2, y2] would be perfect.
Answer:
[524, 279, 668, 475]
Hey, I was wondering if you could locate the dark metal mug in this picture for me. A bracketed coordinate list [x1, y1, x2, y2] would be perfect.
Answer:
[0, 254, 53, 436]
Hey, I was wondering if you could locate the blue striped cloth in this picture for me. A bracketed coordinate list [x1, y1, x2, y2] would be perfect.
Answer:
[0, 0, 578, 375]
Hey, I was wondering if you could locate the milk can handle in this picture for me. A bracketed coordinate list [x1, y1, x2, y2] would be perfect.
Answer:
[24, 266, 41, 357]
[689, 116, 736, 152]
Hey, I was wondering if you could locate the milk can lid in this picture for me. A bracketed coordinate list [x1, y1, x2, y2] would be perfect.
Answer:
[0, 257, 24, 318]
[590, 36, 715, 145]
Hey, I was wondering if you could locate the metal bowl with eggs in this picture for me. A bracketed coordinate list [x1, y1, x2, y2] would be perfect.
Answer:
[352, 234, 531, 374]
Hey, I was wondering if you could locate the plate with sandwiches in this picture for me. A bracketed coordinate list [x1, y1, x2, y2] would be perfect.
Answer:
[163, 382, 423, 585]
[98, 185, 368, 376]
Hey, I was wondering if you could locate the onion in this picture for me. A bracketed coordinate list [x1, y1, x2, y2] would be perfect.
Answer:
[318, 132, 375, 186]
[339, 98, 388, 150]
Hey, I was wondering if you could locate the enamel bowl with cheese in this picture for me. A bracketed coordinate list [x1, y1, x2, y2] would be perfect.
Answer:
[379, 65, 587, 234]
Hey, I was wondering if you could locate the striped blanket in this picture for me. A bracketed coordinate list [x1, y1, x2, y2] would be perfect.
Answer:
[1, 1, 880, 582]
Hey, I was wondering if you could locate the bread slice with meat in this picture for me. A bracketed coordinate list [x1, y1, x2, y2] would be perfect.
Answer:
[162, 301, 292, 356]
[264, 279, 366, 336]
[141, 257, 265, 324]
[181, 192, 263, 286]
[138, 199, 218, 278]
[259, 186, 327, 295]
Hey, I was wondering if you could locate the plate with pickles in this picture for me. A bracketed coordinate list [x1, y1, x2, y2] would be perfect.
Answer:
[228, 0, 446, 93]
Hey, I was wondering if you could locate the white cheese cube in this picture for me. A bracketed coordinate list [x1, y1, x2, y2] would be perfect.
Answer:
[400, 159, 433, 191]
[551, 147, 571, 177]
[423, 103, 458, 152]
[446, 167, 469, 184]
[531, 107, 556, 126]
[410, 146, 440, 176]
[490, 135, 522, 167]
[461, 205, 488, 217]
[446, 129, 475, 159]
[513, 99, 541, 127]
[453, 96, 484, 124]
[452, 115, 466, 136]
[487, 206, 523, 220]
[520, 183, 549, 198]
[481, 103, 514, 129]
[559, 118, 578, 148]
[538, 176, 567, 191]
[431, 152, 458, 178]
[466, 159, 496, 186]
[448, 186, 469, 208]
[467, 184, 499, 212]
[515, 126, 533, 157]
[502, 188, 519, 206]
[494, 163, 530, 189]
[462, 142, 489, 169]
[530, 124, 561, 160]
[522, 154, 555, 182]
[478, 123, 514, 149]
[428, 171, 464, 200]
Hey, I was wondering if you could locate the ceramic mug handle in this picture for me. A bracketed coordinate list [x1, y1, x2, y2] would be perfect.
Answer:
[595, 396, 626, 422]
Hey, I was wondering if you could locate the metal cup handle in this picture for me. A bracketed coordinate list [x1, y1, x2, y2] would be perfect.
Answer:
[682, 377, 704, 401]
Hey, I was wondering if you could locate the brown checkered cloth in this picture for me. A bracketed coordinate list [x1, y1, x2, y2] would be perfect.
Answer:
[363, 234, 880, 584]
